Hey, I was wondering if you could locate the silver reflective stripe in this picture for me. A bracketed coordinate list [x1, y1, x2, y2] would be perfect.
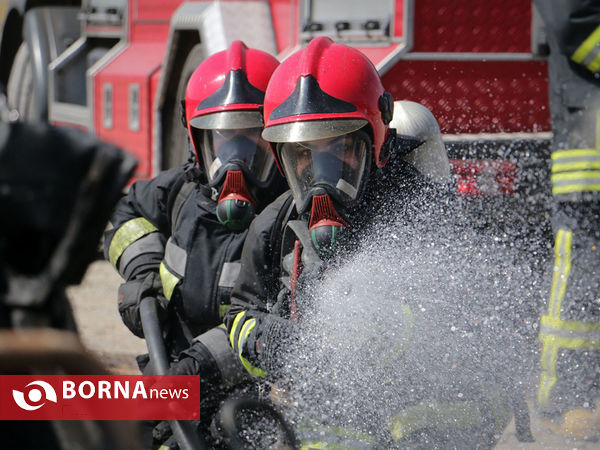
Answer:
[164, 237, 187, 277]
[218, 261, 241, 288]
[193, 327, 248, 387]
[552, 154, 600, 165]
[551, 175, 600, 187]
[117, 232, 164, 276]
[581, 44, 600, 71]
[540, 323, 600, 343]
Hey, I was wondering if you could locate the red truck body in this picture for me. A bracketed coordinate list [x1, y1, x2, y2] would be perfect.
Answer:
[2, 0, 551, 192]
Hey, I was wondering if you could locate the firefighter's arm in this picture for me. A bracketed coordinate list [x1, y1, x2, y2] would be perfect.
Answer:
[224, 201, 296, 376]
[561, 1, 600, 75]
[104, 167, 185, 336]
[104, 167, 185, 281]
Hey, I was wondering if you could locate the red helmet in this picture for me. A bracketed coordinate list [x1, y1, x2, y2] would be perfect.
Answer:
[185, 41, 280, 188]
[262, 37, 393, 167]
[261, 37, 394, 214]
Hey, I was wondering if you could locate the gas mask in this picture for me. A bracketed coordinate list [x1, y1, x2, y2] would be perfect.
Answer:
[278, 130, 372, 256]
[193, 127, 276, 230]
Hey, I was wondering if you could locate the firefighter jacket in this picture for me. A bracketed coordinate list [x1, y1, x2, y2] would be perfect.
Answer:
[224, 160, 459, 377]
[534, 0, 600, 418]
[534, 0, 600, 201]
[222, 160, 520, 447]
[105, 165, 249, 340]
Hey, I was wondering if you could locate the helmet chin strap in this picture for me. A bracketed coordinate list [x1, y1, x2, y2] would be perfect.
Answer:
[216, 170, 257, 231]
[308, 194, 349, 257]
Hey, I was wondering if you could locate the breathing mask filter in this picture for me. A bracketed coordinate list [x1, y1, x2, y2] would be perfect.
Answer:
[216, 170, 256, 231]
[308, 194, 348, 257]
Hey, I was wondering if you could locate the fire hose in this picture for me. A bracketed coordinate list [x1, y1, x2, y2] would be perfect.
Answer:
[139, 297, 207, 450]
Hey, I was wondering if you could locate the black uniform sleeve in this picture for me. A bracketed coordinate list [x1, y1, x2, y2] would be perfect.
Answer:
[562, 1, 600, 55]
[104, 166, 186, 280]
[536, 0, 600, 79]
[224, 192, 295, 377]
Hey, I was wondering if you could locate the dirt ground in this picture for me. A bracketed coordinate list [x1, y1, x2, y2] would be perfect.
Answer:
[68, 260, 598, 449]
[68, 259, 146, 375]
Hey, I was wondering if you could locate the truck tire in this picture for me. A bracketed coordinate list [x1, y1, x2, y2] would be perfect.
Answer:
[166, 43, 205, 168]
[6, 43, 36, 121]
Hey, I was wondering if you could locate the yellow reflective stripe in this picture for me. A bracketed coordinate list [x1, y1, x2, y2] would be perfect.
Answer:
[540, 315, 600, 349]
[553, 183, 600, 195]
[538, 339, 559, 406]
[550, 150, 600, 194]
[159, 261, 180, 301]
[108, 218, 158, 267]
[552, 170, 600, 182]
[548, 230, 572, 319]
[596, 111, 600, 149]
[552, 149, 599, 160]
[552, 161, 600, 173]
[541, 314, 600, 335]
[300, 443, 355, 450]
[219, 304, 230, 319]
[237, 318, 266, 377]
[538, 230, 573, 407]
[572, 25, 600, 70]
[229, 311, 246, 349]
[298, 423, 375, 445]
[388, 401, 481, 441]
[300, 443, 327, 450]
[539, 332, 600, 350]
[238, 319, 256, 350]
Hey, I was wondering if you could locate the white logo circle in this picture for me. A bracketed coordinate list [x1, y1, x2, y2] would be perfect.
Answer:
[12, 381, 58, 411]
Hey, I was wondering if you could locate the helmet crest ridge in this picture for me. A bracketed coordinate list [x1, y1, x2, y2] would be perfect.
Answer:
[269, 75, 357, 121]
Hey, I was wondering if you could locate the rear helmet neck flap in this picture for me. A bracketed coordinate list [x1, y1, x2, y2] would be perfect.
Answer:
[261, 37, 395, 251]
[389, 100, 452, 183]
[184, 41, 280, 230]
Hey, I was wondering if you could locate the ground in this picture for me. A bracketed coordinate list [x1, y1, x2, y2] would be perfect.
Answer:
[68, 260, 599, 449]
[68, 259, 146, 375]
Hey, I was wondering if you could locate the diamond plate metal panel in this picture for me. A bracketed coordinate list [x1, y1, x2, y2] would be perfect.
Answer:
[170, 1, 277, 56]
[382, 60, 550, 134]
[412, 0, 532, 53]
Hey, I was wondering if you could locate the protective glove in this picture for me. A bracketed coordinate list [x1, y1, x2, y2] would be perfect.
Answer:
[246, 312, 299, 377]
[117, 271, 167, 338]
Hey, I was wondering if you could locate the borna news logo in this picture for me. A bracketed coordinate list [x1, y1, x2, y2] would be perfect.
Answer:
[0, 375, 200, 420]
[12, 380, 58, 411]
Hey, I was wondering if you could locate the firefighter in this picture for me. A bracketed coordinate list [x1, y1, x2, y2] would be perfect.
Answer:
[0, 93, 139, 450]
[1, 95, 136, 331]
[534, 0, 600, 439]
[103, 41, 286, 442]
[221, 37, 512, 448]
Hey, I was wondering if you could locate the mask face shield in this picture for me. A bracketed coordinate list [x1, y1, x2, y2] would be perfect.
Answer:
[191, 126, 275, 187]
[279, 131, 370, 214]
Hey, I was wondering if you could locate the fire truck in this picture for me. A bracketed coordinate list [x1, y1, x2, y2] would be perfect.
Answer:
[0, 0, 552, 217]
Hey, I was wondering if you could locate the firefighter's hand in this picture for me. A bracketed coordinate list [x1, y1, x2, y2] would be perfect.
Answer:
[117, 271, 166, 338]
[271, 288, 291, 316]
[253, 314, 299, 376]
